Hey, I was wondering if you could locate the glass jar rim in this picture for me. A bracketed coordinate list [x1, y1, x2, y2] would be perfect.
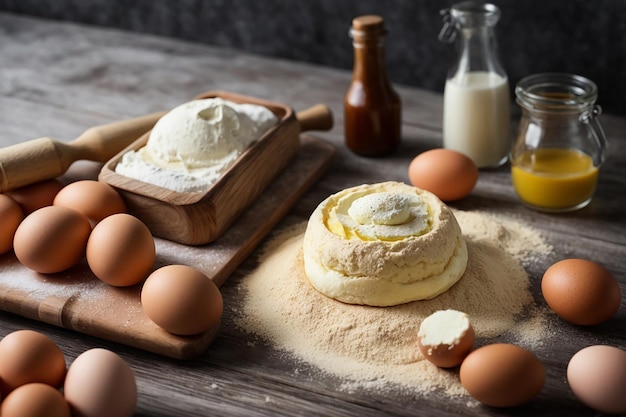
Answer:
[516, 73, 598, 111]
[452, 1, 499, 15]
[450, 2, 500, 25]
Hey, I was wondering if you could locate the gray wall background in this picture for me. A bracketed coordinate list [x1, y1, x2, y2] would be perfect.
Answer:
[1, 0, 625, 115]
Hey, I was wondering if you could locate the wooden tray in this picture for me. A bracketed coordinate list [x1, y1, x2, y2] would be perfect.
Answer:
[0, 135, 335, 359]
[99, 91, 329, 245]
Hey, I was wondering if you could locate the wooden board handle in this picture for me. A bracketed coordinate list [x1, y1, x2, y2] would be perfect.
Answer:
[296, 104, 334, 132]
[0, 111, 165, 192]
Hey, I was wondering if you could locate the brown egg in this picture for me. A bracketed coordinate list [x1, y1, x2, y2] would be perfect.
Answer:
[567, 345, 626, 414]
[1, 383, 71, 417]
[53, 180, 126, 223]
[460, 343, 545, 407]
[0, 194, 24, 254]
[13, 206, 91, 274]
[86, 213, 155, 287]
[541, 258, 621, 325]
[0, 330, 66, 393]
[408, 148, 478, 202]
[6, 179, 65, 214]
[417, 309, 475, 368]
[141, 265, 223, 335]
[64, 348, 136, 417]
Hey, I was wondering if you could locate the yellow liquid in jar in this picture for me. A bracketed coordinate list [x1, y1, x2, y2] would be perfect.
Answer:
[511, 148, 598, 211]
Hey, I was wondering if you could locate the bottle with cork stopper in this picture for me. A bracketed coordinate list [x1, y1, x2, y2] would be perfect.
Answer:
[344, 15, 402, 157]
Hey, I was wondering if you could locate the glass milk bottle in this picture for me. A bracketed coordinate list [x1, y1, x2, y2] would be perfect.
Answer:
[439, 2, 510, 168]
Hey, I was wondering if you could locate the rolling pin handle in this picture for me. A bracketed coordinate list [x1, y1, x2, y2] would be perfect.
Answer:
[69, 111, 166, 162]
[0, 112, 165, 192]
[0, 137, 66, 192]
[296, 104, 334, 132]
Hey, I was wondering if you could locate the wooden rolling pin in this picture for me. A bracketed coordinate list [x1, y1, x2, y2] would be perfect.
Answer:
[0, 111, 166, 192]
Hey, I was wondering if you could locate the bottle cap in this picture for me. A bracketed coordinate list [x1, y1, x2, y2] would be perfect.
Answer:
[351, 15, 387, 38]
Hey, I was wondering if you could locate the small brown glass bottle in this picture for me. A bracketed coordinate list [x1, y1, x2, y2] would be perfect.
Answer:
[344, 15, 402, 157]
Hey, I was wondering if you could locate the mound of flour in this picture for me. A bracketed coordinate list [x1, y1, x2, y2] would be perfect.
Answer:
[235, 210, 552, 395]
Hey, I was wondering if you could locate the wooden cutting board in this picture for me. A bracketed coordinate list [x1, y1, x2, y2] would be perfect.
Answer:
[0, 135, 335, 360]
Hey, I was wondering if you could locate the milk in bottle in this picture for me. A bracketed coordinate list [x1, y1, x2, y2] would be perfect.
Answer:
[443, 71, 510, 168]
[439, 2, 510, 168]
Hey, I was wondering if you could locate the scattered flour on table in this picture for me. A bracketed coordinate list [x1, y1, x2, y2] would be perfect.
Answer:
[234, 210, 553, 396]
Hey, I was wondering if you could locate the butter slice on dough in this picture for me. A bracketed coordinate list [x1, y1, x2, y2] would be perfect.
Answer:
[303, 181, 468, 306]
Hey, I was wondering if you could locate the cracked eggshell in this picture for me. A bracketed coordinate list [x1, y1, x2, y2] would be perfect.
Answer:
[417, 309, 475, 368]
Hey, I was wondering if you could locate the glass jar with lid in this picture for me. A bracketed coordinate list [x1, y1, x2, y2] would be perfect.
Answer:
[511, 73, 608, 212]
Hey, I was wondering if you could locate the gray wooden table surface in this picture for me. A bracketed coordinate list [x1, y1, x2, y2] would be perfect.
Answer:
[1, 12, 625, 417]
